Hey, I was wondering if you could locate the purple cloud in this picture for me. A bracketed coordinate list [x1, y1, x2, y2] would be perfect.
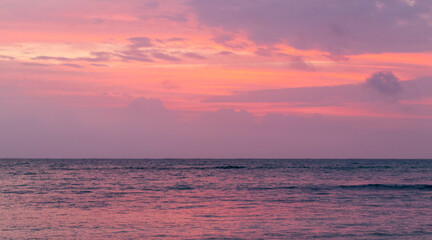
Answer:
[1, 94, 432, 158]
[158, 14, 188, 23]
[254, 47, 274, 57]
[0, 55, 15, 60]
[119, 52, 154, 62]
[120, 37, 187, 63]
[218, 51, 234, 56]
[152, 52, 181, 62]
[128, 37, 153, 48]
[32, 52, 111, 63]
[33, 56, 72, 61]
[119, 37, 154, 62]
[286, 55, 315, 72]
[61, 63, 83, 68]
[191, 0, 432, 55]
[125, 97, 174, 121]
[78, 52, 111, 62]
[212, 34, 248, 49]
[206, 84, 366, 104]
[366, 71, 402, 95]
[20, 62, 50, 67]
[183, 52, 206, 60]
[166, 37, 185, 42]
[90, 63, 109, 67]
[206, 73, 432, 104]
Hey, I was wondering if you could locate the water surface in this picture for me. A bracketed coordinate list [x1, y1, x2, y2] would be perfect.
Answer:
[1, 159, 431, 239]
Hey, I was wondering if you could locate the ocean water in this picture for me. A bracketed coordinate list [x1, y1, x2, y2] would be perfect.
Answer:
[0, 159, 431, 239]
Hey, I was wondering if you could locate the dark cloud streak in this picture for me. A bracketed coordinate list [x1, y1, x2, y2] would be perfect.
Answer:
[206, 73, 432, 104]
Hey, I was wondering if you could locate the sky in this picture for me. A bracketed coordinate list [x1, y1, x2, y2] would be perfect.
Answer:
[1, 0, 432, 158]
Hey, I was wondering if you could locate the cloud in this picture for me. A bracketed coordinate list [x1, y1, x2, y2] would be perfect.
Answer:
[323, 54, 349, 62]
[20, 62, 50, 67]
[158, 14, 188, 23]
[190, 0, 432, 55]
[1, 94, 432, 158]
[120, 37, 187, 63]
[286, 55, 315, 72]
[253, 48, 315, 71]
[33, 56, 72, 62]
[78, 52, 111, 62]
[212, 34, 249, 49]
[183, 52, 206, 60]
[206, 84, 365, 104]
[119, 51, 154, 62]
[206, 74, 432, 104]
[32, 52, 111, 64]
[90, 63, 109, 67]
[128, 37, 153, 48]
[0, 55, 15, 60]
[125, 97, 175, 123]
[200, 108, 255, 129]
[218, 51, 234, 56]
[166, 37, 185, 42]
[254, 47, 274, 57]
[152, 52, 181, 62]
[403, 0, 417, 7]
[365, 71, 402, 95]
[1, 70, 431, 159]
[61, 63, 84, 68]
[119, 37, 154, 62]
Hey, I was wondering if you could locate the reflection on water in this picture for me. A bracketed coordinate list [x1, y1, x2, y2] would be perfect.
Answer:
[1, 159, 431, 239]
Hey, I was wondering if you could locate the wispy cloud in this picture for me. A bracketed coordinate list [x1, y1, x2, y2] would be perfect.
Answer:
[152, 52, 181, 62]
[206, 73, 432, 105]
[183, 52, 206, 60]
[32, 52, 111, 63]
[0, 55, 15, 60]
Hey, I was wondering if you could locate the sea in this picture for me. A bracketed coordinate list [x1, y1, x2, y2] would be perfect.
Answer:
[0, 159, 431, 239]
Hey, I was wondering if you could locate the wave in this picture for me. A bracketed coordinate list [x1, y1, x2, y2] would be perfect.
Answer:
[338, 184, 432, 190]
[213, 166, 246, 169]
[245, 184, 432, 192]
[167, 184, 194, 190]
[122, 165, 247, 171]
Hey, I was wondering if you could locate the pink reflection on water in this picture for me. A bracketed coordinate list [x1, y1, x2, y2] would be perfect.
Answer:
[1, 159, 431, 239]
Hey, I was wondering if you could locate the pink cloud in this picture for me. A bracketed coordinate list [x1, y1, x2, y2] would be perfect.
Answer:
[1, 0, 431, 159]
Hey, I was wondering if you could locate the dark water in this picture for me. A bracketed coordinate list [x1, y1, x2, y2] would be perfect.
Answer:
[1, 159, 431, 239]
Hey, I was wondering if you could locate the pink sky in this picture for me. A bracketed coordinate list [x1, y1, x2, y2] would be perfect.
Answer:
[1, 0, 432, 158]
